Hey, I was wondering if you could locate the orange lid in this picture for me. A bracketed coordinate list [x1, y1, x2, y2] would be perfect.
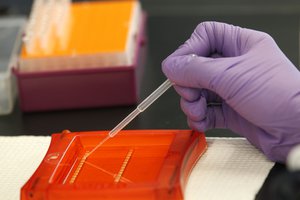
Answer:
[21, 0, 139, 58]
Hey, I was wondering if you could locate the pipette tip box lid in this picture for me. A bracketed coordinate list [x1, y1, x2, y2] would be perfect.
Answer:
[0, 17, 25, 115]
[21, 129, 207, 200]
[13, 0, 146, 112]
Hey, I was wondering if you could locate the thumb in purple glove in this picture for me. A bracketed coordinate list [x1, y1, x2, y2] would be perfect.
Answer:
[162, 21, 300, 163]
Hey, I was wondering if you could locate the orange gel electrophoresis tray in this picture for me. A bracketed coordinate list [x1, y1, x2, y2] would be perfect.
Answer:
[21, 130, 207, 200]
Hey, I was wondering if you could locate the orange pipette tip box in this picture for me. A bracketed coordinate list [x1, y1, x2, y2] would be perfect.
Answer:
[19, 0, 141, 72]
[21, 130, 207, 200]
[14, 0, 146, 112]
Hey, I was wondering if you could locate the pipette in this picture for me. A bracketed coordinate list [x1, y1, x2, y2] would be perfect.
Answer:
[85, 79, 173, 158]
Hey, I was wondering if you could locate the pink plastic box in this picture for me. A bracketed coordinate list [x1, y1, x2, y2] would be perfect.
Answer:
[14, 16, 146, 112]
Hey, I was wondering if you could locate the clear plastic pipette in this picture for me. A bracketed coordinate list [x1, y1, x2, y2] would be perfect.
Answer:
[109, 79, 172, 137]
[85, 79, 173, 158]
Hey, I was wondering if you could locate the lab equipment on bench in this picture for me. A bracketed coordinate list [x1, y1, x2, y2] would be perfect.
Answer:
[14, 0, 146, 112]
[21, 129, 207, 200]
[0, 17, 25, 115]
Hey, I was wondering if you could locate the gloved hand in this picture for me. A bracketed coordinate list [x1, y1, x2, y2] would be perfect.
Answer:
[162, 21, 300, 163]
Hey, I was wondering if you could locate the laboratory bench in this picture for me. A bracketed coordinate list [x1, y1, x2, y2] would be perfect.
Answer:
[1, 1, 300, 199]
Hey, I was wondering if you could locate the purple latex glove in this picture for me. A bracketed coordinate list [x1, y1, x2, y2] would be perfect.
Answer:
[162, 21, 300, 163]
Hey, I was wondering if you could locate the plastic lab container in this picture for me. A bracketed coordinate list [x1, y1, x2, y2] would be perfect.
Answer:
[14, 13, 146, 112]
[21, 129, 207, 200]
[0, 17, 25, 115]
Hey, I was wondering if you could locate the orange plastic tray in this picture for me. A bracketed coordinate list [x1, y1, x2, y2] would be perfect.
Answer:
[21, 130, 207, 200]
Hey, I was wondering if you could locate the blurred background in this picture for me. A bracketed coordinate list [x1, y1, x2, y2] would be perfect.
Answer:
[0, 0, 299, 136]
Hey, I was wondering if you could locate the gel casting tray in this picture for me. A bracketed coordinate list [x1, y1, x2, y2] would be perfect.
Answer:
[21, 129, 207, 200]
